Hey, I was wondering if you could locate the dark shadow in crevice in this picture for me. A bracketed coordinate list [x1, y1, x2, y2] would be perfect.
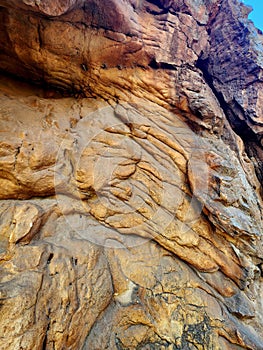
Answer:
[196, 56, 263, 190]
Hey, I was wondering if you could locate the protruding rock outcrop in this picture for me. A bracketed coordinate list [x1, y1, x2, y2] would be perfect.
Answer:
[0, 1, 263, 349]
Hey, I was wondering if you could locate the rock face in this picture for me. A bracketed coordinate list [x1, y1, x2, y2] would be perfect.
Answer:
[0, 0, 263, 349]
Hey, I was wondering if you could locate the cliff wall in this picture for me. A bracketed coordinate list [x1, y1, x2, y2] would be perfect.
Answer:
[0, 1, 263, 349]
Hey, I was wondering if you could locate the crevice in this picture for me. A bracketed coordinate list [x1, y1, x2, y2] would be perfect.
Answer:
[196, 56, 263, 189]
[47, 253, 54, 264]
[13, 140, 23, 172]
[37, 20, 43, 51]
[148, 57, 178, 70]
[145, 0, 169, 15]
[42, 320, 50, 350]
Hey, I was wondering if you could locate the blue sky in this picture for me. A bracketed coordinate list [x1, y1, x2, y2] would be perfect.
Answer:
[243, 0, 263, 31]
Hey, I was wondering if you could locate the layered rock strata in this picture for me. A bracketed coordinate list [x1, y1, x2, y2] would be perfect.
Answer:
[0, 0, 263, 349]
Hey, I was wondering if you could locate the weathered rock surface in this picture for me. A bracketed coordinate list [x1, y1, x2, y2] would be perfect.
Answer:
[0, 0, 263, 349]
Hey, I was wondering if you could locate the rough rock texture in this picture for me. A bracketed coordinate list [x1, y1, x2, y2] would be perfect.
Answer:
[0, 0, 263, 349]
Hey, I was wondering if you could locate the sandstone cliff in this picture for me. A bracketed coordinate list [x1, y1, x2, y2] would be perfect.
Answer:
[0, 0, 263, 349]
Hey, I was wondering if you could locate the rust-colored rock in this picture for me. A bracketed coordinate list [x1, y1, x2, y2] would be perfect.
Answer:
[0, 0, 263, 349]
